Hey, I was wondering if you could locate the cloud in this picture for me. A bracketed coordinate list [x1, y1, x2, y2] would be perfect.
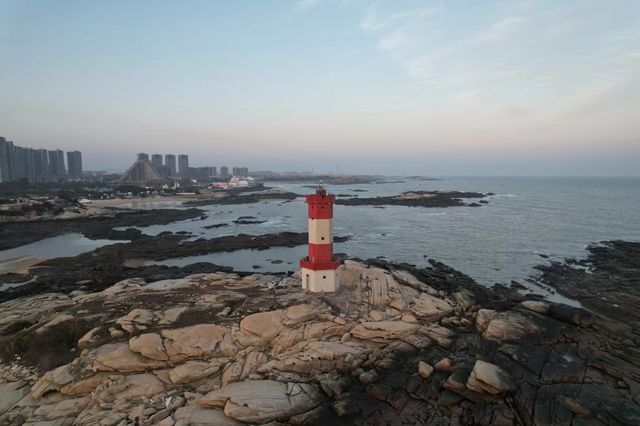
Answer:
[474, 16, 525, 43]
[296, 0, 322, 11]
[360, 5, 438, 32]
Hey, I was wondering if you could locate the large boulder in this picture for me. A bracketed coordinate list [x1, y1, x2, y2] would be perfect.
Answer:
[173, 405, 244, 426]
[338, 261, 367, 286]
[482, 312, 540, 342]
[92, 343, 168, 372]
[94, 373, 165, 403]
[169, 359, 227, 384]
[412, 293, 453, 320]
[284, 304, 318, 325]
[115, 308, 157, 333]
[199, 380, 324, 423]
[31, 364, 74, 398]
[0, 381, 30, 415]
[31, 396, 91, 422]
[161, 324, 234, 361]
[466, 360, 517, 394]
[350, 321, 418, 340]
[238, 311, 286, 346]
[129, 333, 168, 361]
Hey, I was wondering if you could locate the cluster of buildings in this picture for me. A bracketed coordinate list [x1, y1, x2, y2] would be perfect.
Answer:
[0, 137, 83, 183]
[121, 152, 249, 184]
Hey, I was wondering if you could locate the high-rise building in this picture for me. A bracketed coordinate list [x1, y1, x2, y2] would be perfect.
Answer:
[165, 154, 177, 176]
[151, 154, 163, 169]
[48, 149, 65, 177]
[178, 154, 189, 177]
[0, 137, 72, 183]
[0, 137, 12, 183]
[190, 166, 216, 180]
[14, 146, 34, 182]
[220, 166, 229, 177]
[67, 151, 83, 178]
[137, 153, 149, 162]
[232, 166, 249, 177]
[34, 149, 49, 181]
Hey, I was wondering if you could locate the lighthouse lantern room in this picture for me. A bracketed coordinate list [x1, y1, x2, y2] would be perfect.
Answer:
[300, 187, 341, 292]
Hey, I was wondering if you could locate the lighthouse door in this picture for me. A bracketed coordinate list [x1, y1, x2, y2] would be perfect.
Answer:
[305, 274, 310, 289]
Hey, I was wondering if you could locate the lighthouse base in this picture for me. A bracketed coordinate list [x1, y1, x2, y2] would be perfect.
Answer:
[300, 267, 338, 293]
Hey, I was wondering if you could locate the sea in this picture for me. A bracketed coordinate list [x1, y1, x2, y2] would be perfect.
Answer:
[2, 177, 639, 301]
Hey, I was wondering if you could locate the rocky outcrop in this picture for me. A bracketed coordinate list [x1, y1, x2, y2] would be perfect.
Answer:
[335, 191, 488, 208]
[466, 360, 516, 394]
[200, 380, 325, 423]
[1, 245, 639, 425]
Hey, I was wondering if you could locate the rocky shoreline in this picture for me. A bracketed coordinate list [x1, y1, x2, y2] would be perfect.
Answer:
[0, 208, 206, 251]
[0, 242, 638, 425]
[536, 240, 640, 329]
[0, 232, 351, 303]
[335, 191, 491, 208]
[183, 191, 298, 207]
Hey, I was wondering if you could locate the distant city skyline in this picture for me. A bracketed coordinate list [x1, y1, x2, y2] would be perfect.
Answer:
[1, 1, 639, 176]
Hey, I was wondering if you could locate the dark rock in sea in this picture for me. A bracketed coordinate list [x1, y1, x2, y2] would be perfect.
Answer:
[468, 202, 482, 207]
[270, 260, 283, 264]
[336, 191, 488, 208]
[510, 280, 527, 290]
[479, 200, 489, 204]
[183, 191, 298, 206]
[233, 219, 267, 225]
[203, 223, 229, 229]
[536, 240, 640, 328]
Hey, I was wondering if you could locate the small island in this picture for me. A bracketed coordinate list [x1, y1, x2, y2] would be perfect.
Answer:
[336, 191, 490, 208]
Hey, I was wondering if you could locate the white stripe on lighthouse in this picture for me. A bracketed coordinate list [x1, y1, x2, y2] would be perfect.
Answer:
[308, 218, 332, 244]
[301, 267, 337, 292]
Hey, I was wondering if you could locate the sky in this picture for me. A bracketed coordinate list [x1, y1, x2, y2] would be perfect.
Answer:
[0, 0, 639, 176]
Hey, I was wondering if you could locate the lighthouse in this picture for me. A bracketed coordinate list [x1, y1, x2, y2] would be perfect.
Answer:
[300, 187, 341, 292]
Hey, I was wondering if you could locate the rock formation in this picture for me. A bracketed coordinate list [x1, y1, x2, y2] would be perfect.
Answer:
[0, 251, 639, 425]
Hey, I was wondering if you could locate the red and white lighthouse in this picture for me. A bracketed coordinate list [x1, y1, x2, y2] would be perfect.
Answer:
[300, 187, 341, 292]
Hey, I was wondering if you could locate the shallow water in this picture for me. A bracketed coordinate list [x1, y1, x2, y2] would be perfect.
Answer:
[0, 233, 124, 275]
[147, 245, 307, 273]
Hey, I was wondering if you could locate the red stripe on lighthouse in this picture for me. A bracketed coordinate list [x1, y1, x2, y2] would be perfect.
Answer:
[300, 258, 341, 271]
[308, 203, 333, 219]
[309, 243, 333, 263]
[306, 191, 335, 219]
